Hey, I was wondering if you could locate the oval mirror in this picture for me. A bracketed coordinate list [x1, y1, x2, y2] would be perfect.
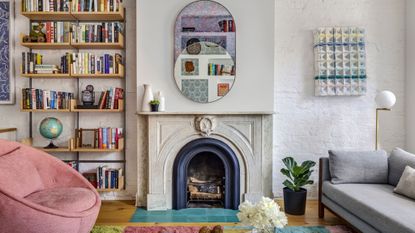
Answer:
[174, 0, 236, 103]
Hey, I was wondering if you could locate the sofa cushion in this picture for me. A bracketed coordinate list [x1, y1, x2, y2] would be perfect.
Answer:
[323, 181, 415, 233]
[394, 166, 415, 200]
[25, 187, 96, 213]
[389, 148, 415, 186]
[0, 139, 20, 156]
[0, 148, 45, 197]
[329, 150, 388, 184]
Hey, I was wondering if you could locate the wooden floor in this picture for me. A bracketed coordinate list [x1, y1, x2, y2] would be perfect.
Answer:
[95, 200, 345, 227]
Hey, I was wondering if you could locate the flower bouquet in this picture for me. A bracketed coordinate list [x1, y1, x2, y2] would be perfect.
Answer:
[237, 197, 288, 233]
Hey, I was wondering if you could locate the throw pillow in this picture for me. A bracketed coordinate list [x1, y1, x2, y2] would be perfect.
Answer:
[388, 148, 415, 186]
[329, 150, 388, 184]
[394, 166, 415, 200]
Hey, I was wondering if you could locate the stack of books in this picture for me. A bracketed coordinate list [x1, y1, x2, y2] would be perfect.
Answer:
[97, 87, 124, 109]
[22, 88, 74, 110]
[218, 19, 235, 32]
[23, 0, 70, 12]
[96, 166, 123, 189]
[22, 52, 67, 74]
[71, 53, 122, 75]
[72, 0, 122, 12]
[60, 53, 72, 74]
[96, 127, 123, 149]
[72, 22, 122, 43]
[208, 63, 235, 76]
[30, 22, 71, 43]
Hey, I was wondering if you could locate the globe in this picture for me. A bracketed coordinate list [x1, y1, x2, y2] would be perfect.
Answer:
[39, 117, 63, 148]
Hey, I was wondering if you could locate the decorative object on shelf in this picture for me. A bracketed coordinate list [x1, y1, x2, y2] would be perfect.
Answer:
[39, 117, 63, 149]
[174, 0, 236, 103]
[237, 197, 287, 233]
[195, 116, 217, 137]
[149, 99, 160, 112]
[77, 84, 98, 109]
[0, 0, 14, 104]
[141, 84, 153, 112]
[29, 23, 46, 42]
[313, 27, 366, 96]
[156, 91, 165, 112]
[375, 90, 396, 150]
[281, 157, 316, 215]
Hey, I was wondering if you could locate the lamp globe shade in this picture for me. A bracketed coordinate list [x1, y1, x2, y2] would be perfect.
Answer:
[376, 90, 396, 109]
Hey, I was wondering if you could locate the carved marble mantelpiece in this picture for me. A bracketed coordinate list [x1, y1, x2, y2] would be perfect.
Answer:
[137, 112, 273, 210]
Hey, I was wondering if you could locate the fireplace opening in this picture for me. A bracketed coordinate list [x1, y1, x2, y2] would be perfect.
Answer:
[173, 138, 240, 210]
[187, 152, 225, 208]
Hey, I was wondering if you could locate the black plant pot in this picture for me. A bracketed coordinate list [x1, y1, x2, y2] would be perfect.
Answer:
[151, 104, 159, 112]
[283, 187, 307, 215]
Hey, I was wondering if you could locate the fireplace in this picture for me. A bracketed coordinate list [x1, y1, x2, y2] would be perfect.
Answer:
[173, 138, 240, 210]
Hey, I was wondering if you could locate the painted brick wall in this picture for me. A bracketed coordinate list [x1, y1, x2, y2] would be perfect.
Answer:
[273, 0, 406, 198]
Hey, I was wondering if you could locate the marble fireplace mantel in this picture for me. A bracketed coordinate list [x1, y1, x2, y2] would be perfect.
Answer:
[137, 112, 274, 210]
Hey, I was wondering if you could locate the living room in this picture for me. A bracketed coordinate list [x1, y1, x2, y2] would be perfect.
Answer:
[0, 0, 414, 232]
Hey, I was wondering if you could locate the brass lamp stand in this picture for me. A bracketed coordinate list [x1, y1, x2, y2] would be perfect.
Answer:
[376, 108, 391, 150]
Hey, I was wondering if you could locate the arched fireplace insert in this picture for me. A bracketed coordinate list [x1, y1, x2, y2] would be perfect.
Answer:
[173, 138, 240, 210]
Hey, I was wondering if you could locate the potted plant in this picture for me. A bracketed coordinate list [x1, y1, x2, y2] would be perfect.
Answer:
[149, 100, 160, 112]
[280, 157, 316, 215]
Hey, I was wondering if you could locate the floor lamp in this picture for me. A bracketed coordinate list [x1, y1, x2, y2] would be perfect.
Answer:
[375, 91, 396, 150]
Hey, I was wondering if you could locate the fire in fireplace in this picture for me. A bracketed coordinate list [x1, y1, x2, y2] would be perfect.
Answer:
[173, 138, 240, 210]
[187, 152, 225, 208]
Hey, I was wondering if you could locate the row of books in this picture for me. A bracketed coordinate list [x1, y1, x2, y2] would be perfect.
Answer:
[23, 0, 70, 12]
[76, 127, 123, 149]
[72, 0, 122, 12]
[71, 53, 122, 75]
[32, 22, 71, 43]
[96, 166, 123, 189]
[71, 22, 122, 43]
[21, 52, 42, 74]
[207, 63, 236, 76]
[97, 87, 124, 109]
[218, 19, 235, 32]
[22, 88, 74, 110]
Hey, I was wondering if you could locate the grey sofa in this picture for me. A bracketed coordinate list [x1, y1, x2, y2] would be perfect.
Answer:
[319, 148, 415, 233]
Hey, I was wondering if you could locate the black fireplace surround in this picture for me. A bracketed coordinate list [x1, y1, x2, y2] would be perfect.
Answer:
[173, 138, 240, 210]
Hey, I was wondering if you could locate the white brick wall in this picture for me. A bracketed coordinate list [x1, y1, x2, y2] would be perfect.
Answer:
[273, 0, 406, 199]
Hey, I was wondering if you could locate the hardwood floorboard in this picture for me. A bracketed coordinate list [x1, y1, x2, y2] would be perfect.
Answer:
[95, 200, 345, 227]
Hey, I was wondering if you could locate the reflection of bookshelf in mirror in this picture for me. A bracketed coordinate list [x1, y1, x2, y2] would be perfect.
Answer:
[20, 0, 127, 192]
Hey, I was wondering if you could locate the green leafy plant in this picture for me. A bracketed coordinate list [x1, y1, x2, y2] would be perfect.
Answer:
[149, 99, 160, 105]
[280, 157, 316, 192]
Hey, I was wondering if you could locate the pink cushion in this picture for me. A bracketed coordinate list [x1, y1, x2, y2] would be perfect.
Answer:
[25, 187, 96, 213]
[0, 149, 45, 197]
[0, 139, 20, 156]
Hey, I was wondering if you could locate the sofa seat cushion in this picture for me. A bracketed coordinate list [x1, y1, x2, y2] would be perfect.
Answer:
[323, 181, 415, 233]
[25, 187, 96, 213]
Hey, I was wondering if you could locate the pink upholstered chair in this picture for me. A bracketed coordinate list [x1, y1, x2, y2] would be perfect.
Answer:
[0, 139, 101, 233]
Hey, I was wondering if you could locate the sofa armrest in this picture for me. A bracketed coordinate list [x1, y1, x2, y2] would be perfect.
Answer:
[320, 157, 331, 182]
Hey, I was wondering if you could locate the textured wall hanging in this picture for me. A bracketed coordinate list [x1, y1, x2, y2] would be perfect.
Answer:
[0, 0, 14, 104]
[314, 27, 366, 96]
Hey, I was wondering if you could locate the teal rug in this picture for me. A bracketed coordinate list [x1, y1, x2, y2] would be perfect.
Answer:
[129, 208, 239, 223]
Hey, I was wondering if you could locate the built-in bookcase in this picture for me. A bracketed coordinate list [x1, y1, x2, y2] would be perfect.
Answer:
[20, 0, 126, 192]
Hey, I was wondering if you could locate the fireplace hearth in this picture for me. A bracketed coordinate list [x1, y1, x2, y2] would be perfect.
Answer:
[173, 138, 240, 210]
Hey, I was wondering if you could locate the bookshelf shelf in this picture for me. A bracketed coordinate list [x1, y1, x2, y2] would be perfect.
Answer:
[70, 99, 124, 112]
[21, 41, 72, 50]
[21, 11, 74, 21]
[21, 109, 71, 112]
[37, 147, 71, 152]
[21, 73, 71, 78]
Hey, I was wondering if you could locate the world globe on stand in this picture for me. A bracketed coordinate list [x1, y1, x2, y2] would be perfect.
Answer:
[39, 117, 63, 149]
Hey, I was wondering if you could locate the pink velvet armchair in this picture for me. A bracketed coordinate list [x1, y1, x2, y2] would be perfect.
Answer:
[0, 139, 101, 233]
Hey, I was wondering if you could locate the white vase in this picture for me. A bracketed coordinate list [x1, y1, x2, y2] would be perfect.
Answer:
[156, 91, 166, 112]
[141, 84, 153, 112]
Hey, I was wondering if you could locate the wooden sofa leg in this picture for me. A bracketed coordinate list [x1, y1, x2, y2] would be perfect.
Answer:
[318, 202, 324, 218]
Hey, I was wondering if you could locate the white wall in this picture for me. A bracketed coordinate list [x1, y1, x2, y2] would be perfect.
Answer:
[273, 0, 406, 198]
[406, 0, 415, 152]
[136, 0, 275, 112]
[0, 0, 137, 200]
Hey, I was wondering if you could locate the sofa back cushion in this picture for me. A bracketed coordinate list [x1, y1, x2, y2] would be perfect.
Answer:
[0, 145, 45, 197]
[388, 148, 415, 186]
[329, 150, 388, 184]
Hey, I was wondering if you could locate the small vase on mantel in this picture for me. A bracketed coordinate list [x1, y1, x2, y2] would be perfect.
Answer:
[156, 91, 165, 112]
[141, 84, 153, 112]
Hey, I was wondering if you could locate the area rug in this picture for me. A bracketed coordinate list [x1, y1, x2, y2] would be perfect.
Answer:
[117, 225, 354, 233]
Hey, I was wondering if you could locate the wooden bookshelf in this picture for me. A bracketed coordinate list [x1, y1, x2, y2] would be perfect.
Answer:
[71, 33, 124, 49]
[21, 41, 72, 50]
[21, 11, 74, 21]
[21, 73, 71, 79]
[70, 99, 124, 112]
[38, 147, 71, 152]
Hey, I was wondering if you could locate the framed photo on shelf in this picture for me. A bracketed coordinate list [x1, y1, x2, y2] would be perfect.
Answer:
[0, 0, 14, 104]
[76, 128, 98, 148]
[217, 83, 230, 97]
